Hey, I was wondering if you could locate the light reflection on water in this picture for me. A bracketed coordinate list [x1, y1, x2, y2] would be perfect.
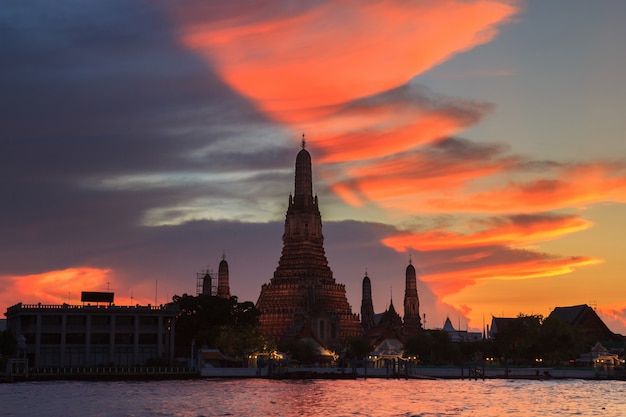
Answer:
[1, 378, 625, 417]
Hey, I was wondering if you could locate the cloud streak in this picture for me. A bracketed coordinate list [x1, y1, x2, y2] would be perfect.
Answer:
[383, 213, 593, 252]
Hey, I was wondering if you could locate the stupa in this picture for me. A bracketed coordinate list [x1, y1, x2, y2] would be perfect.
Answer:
[403, 258, 422, 336]
[256, 138, 362, 349]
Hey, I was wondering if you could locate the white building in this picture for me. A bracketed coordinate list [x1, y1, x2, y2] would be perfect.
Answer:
[442, 317, 482, 342]
[5, 301, 177, 367]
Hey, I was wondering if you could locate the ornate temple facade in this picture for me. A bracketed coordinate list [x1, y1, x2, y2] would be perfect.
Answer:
[256, 141, 362, 350]
[360, 261, 422, 345]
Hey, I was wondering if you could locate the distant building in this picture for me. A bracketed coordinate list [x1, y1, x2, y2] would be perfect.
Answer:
[4, 299, 177, 367]
[548, 304, 622, 342]
[442, 317, 482, 342]
[487, 317, 516, 339]
[256, 140, 362, 350]
[576, 342, 621, 369]
[489, 304, 623, 343]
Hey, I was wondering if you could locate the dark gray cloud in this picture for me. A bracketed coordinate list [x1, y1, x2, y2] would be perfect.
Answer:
[341, 83, 494, 125]
[0, 0, 291, 178]
[0, 1, 295, 298]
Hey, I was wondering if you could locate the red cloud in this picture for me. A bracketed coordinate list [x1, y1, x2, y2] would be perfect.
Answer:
[426, 163, 626, 213]
[332, 144, 626, 215]
[423, 254, 600, 298]
[172, 1, 518, 123]
[382, 213, 593, 252]
[0, 267, 157, 309]
[329, 137, 517, 206]
[379, 213, 599, 298]
[2, 267, 112, 307]
[303, 85, 495, 163]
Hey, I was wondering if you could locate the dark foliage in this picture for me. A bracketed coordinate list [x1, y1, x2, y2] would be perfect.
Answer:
[172, 293, 263, 357]
[345, 336, 373, 360]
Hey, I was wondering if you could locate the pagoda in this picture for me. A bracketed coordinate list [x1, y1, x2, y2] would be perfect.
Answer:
[256, 138, 362, 350]
[403, 258, 422, 336]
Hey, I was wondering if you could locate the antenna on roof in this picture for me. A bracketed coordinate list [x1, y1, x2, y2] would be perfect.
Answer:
[301, 133, 306, 149]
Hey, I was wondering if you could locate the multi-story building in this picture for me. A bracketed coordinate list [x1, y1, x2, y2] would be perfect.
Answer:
[4, 300, 177, 367]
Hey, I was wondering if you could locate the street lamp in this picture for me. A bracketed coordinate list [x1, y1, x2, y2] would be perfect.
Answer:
[191, 339, 196, 370]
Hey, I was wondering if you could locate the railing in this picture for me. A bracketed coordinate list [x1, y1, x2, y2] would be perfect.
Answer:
[22, 366, 196, 378]
[7, 302, 178, 312]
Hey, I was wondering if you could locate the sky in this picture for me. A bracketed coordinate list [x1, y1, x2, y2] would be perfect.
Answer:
[2, 0, 626, 335]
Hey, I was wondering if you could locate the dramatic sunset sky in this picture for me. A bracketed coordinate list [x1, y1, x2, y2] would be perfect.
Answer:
[2, 0, 626, 334]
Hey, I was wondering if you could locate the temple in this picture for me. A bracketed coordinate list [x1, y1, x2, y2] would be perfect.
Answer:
[403, 258, 422, 336]
[256, 139, 362, 350]
[360, 262, 422, 351]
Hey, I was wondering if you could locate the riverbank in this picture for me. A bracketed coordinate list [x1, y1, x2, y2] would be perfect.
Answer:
[200, 365, 624, 380]
[3, 365, 623, 382]
[1, 366, 198, 383]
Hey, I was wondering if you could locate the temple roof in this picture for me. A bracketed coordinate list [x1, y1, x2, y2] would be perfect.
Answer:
[443, 317, 456, 332]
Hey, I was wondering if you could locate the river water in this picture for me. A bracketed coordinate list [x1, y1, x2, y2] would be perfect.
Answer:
[1, 378, 625, 417]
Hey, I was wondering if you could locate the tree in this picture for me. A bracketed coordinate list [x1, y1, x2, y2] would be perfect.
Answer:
[345, 336, 372, 360]
[539, 316, 586, 365]
[404, 330, 459, 365]
[215, 324, 270, 359]
[281, 339, 319, 365]
[493, 314, 542, 365]
[172, 293, 262, 358]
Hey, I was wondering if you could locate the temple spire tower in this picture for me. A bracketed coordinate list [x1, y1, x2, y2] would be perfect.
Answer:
[256, 140, 362, 349]
[217, 251, 231, 299]
[361, 271, 375, 331]
[403, 255, 422, 336]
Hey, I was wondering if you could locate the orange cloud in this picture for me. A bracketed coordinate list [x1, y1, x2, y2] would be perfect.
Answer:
[330, 137, 516, 206]
[1, 267, 113, 307]
[426, 163, 626, 213]
[383, 214, 593, 252]
[311, 86, 494, 163]
[173, 0, 518, 124]
[378, 213, 600, 301]
[332, 144, 626, 215]
[423, 255, 601, 298]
